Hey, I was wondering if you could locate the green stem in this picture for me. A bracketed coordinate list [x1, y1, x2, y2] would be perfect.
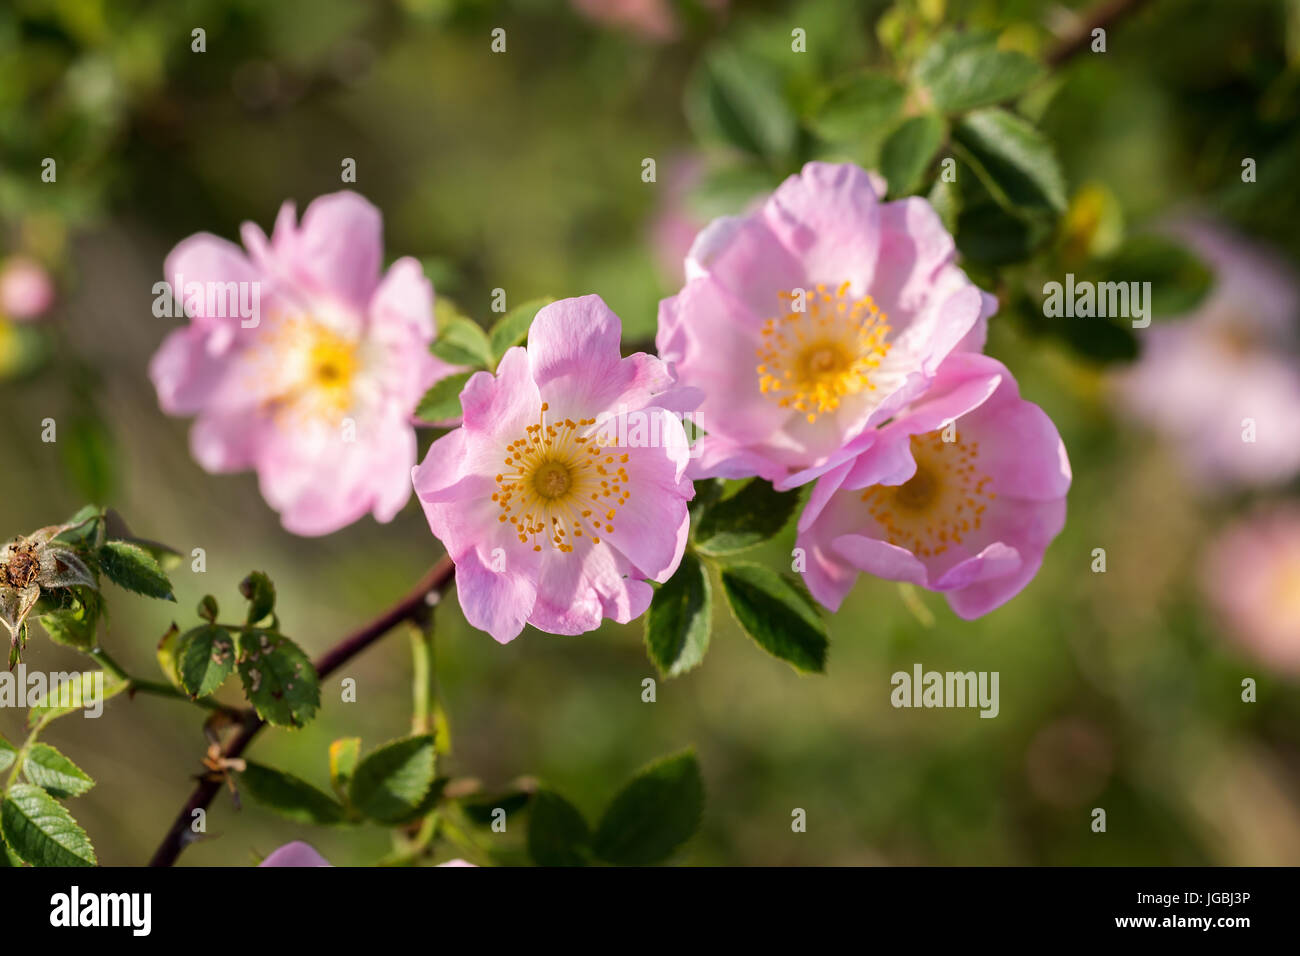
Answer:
[4, 720, 45, 795]
[87, 646, 240, 714]
[409, 619, 436, 736]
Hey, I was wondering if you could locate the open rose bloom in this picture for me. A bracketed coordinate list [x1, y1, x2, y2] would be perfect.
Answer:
[149, 191, 454, 535]
[657, 162, 995, 485]
[1114, 219, 1300, 491]
[413, 295, 696, 642]
[794, 353, 1070, 619]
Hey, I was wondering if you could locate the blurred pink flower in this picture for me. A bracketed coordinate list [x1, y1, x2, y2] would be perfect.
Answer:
[260, 841, 332, 867]
[0, 256, 55, 321]
[572, 0, 726, 41]
[572, 0, 677, 41]
[1202, 506, 1300, 676]
[794, 353, 1070, 619]
[413, 295, 697, 643]
[149, 191, 455, 536]
[1115, 220, 1300, 490]
[258, 842, 477, 867]
[657, 162, 995, 486]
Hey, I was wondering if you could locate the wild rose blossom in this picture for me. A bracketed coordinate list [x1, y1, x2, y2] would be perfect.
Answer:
[0, 256, 55, 321]
[259, 842, 475, 866]
[1201, 506, 1300, 676]
[794, 353, 1070, 619]
[1115, 219, 1300, 491]
[149, 191, 455, 535]
[259, 841, 332, 867]
[657, 161, 996, 486]
[413, 295, 697, 643]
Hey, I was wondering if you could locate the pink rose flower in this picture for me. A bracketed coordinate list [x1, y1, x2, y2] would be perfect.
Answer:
[794, 352, 1070, 619]
[259, 841, 332, 867]
[149, 191, 455, 536]
[1201, 506, 1300, 676]
[1114, 220, 1300, 491]
[413, 295, 698, 643]
[657, 161, 996, 486]
[0, 256, 55, 321]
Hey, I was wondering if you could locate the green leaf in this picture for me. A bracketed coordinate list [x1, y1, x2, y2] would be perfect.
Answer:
[644, 553, 712, 678]
[592, 751, 704, 865]
[329, 737, 362, 800]
[348, 735, 437, 825]
[239, 571, 276, 625]
[955, 192, 1047, 265]
[197, 594, 219, 622]
[489, 297, 552, 364]
[806, 71, 906, 142]
[915, 32, 1042, 113]
[236, 631, 319, 728]
[431, 316, 493, 369]
[22, 743, 94, 798]
[880, 114, 947, 198]
[177, 624, 236, 698]
[1096, 236, 1213, 319]
[694, 479, 801, 556]
[97, 540, 174, 600]
[156, 623, 184, 689]
[953, 108, 1066, 214]
[686, 45, 797, 162]
[53, 506, 103, 548]
[527, 790, 590, 867]
[415, 371, 474, 422]
[239, 761, 346, 825]
[39, 587, 102, 650]
[461, 787, 534, 825]
[60, 415, 117, 506]
[0, 735, 16, 773]
[928, 175, 962, 234]
[0, 784, 96, 866]
[0, 835, 22, 867]
[720, 563, 828, 673]
[28, 671, 128, 727]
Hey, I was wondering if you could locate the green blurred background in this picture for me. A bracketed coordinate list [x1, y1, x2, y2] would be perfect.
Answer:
[2, 0, 1299, 865]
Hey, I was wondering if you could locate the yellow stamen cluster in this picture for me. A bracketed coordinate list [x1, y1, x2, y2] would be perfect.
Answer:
[860, 430, 995, 558]
[493, 403, 632, 553]
[756, 281, 892, 424]
[254, 314, 360, 426]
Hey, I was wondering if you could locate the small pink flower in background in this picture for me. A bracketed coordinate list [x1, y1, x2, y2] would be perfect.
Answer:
[1202, 506, 1300, 676]
[1115, 220, 1300, 490]
[657, 162, 996, 485]
[572, 0, 679, 41]
[795, 352, 1070, 619]
[0, 256, 55, 321]
[258, 842, 476, 867]
[571, 0, 726, 41]
[260, 841, 332, 867]
[413, 295, 697, 643]
[149, 191, 456, 536]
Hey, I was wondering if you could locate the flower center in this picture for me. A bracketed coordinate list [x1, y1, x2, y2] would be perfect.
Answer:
[494, 403, 632, 553]
[860, 430, 995, 558]
[532, 461, 573, 499]
[756, 282, 891, 424]
[253, 315, 361, 426]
